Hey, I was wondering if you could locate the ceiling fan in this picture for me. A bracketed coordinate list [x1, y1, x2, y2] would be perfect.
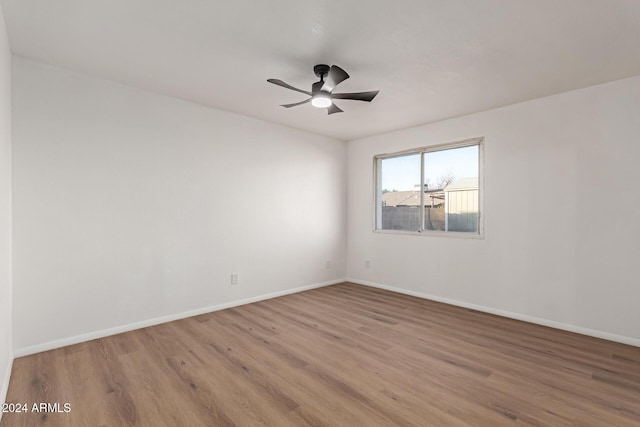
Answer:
[267, 64, 379, 115]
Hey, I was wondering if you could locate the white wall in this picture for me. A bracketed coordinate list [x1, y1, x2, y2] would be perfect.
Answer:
[12, 58, 347, 353]
[0, 4, 12, 410]
[348, 75, 640, 345]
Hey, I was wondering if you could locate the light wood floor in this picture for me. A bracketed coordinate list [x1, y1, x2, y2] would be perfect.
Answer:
[2, 282, 640, 426]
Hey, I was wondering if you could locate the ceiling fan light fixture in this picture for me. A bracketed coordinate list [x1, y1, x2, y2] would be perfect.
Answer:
[268, 65, 379, 114]
[311, 92, 332, 108]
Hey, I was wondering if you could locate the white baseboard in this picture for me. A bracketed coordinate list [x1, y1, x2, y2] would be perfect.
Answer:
[347, 278, 640, 348]
[14, 278, 345, 357]
[0, 351, 14, 422]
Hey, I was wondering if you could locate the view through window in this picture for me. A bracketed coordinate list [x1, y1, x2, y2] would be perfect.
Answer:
[375, 139, 482, 235]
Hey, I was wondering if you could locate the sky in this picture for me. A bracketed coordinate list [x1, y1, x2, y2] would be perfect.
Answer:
[381, 145, 478, 191]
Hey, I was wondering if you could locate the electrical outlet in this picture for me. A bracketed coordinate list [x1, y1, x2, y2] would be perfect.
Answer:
[325, 260, 331, 269]
[231, 273, 239, 285]
[365, 260, 371, 269]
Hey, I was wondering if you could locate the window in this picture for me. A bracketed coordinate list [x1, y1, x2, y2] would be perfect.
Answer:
[374, 138, 483, 236]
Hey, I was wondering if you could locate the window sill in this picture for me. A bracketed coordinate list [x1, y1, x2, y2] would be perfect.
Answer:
[373, 229, 484, 240]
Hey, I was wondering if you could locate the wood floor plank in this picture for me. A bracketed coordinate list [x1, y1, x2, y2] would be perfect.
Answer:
[2, 282, 640, 426]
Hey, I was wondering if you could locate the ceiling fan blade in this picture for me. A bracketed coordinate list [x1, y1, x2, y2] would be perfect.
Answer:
[267, 79, 312, 96]
[281, 98, 312, 108]
[327, 103, 343, 115]
[321, 65, 349, 92]
[332, 90, 379, 102]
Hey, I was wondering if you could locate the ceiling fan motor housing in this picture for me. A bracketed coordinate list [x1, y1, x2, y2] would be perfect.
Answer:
[311, 80, 324, 95]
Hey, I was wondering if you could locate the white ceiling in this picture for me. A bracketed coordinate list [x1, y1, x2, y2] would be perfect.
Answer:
[2, 0, 640, 141]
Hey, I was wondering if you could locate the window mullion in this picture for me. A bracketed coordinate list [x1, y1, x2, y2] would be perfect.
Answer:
[419, 152, 425, 232]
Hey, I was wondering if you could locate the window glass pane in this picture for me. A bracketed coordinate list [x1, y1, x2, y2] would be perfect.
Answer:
[379, 153, 421, 231]
[424, 145, 479, 233]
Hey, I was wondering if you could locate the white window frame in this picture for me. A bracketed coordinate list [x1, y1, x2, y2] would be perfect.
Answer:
[373, 137, 484, 239]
